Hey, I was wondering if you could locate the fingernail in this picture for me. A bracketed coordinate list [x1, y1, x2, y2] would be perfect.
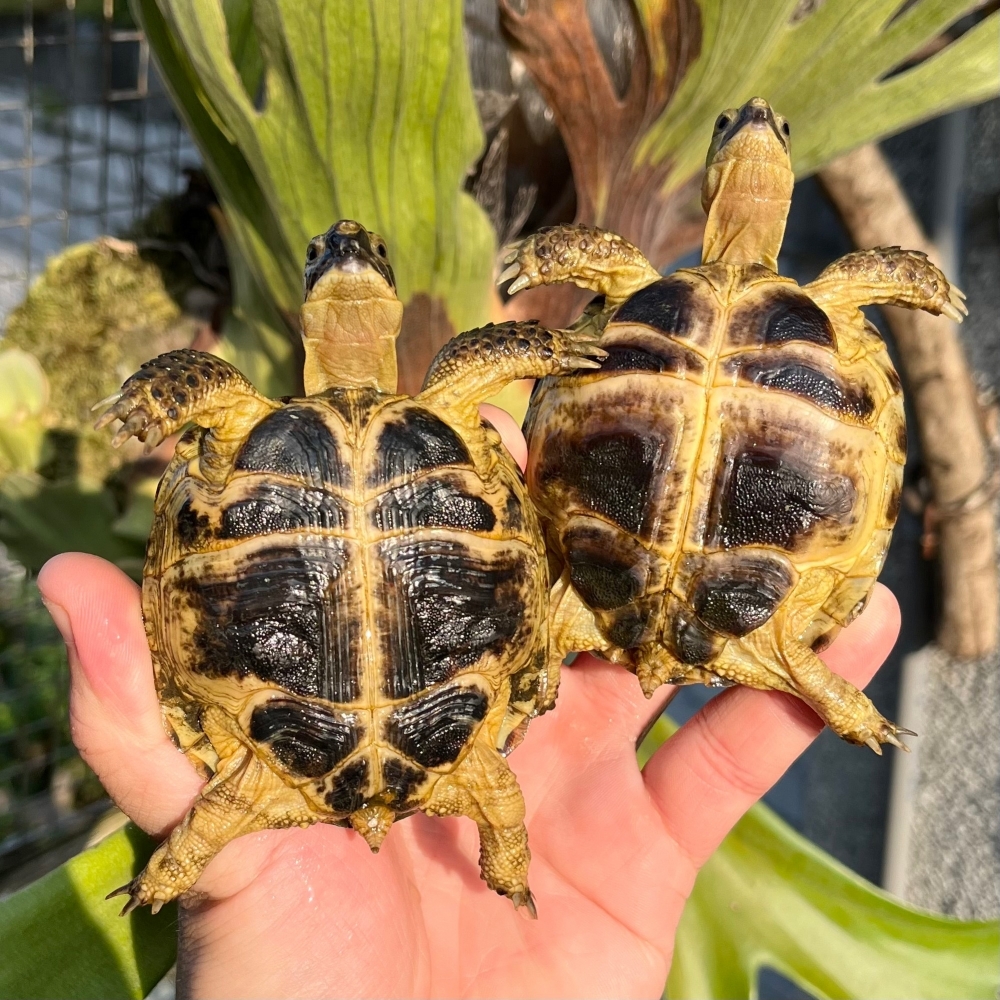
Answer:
[42, 598, 76, 651]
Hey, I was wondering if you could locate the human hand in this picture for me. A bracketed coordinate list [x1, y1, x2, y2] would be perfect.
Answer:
[38, 407, 900, 999]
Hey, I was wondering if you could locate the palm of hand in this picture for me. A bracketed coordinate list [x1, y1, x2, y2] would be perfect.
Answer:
[39, 547, 898, 999]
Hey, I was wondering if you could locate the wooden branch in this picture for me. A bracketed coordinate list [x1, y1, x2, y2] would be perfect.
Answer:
[820, 144, 998, 658]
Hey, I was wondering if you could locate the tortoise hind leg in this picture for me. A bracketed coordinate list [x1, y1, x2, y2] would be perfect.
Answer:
[94, 349, 277, 484]
[719, 625, 913, 753]
[423, 739, 534, 916]
[499, 225, 660, 305]
[110, 715, 314, 914]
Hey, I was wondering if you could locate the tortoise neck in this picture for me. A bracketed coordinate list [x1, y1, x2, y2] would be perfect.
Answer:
[300, 294, 403, 395]
[700, 156, 792, 273]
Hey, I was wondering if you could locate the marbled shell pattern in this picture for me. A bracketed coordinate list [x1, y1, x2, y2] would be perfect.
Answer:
[144, 387, 546, 818]
[525, 263, 904, 664]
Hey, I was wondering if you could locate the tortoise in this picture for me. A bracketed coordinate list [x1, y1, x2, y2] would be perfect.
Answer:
[95, 219, 604, 915]
[501, 97, 966, 752]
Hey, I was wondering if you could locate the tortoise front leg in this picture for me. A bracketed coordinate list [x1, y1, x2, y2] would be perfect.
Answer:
[803, 247, 967, 325]
[416, 320, 605, 424]
[499, 224, 661, 305]
[94, 349, 277, 484]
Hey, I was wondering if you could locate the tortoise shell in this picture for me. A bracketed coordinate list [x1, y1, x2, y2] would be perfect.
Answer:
[524, 263, 904, 672]
[144, 387, 546, 819]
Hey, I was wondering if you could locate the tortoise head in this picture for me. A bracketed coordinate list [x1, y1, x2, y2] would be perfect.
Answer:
[300, 220, 404, 395]
[700, 97, 793, 273]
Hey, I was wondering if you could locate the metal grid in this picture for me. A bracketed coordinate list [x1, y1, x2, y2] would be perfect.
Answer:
[0, 0, 200, 879]
[0, 0, 200, 321]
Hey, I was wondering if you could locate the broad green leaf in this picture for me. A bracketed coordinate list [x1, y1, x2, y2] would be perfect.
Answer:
[135, 0, 495, 374]
[0, 349, 48, 422]
[0, 476, 145, 576]
[637, 0, 1000, 189]
[638, 716, 1000, 1000]
[0, 825, 175, 1000]
[0, 350, 48, 473]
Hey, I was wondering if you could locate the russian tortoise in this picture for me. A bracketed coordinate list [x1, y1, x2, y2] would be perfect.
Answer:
[503, 97, 966, 752]
[95, 220, 604, 915]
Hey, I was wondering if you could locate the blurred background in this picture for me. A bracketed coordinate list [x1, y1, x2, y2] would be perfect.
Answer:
[0, 2, 996, 998]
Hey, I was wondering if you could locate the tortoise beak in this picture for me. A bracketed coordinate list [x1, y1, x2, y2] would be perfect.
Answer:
[305, 220, 396, 297]
[719, 97, 787, 152]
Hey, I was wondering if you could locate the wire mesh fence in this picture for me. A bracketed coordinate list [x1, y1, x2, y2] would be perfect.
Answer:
[0, 0, 199, 883]
[0, 0, 199, 322]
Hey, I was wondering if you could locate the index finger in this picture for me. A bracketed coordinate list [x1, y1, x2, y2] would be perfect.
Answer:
[479, 402, 527, 471]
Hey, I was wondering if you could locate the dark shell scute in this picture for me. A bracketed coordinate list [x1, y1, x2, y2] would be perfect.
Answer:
[185, 542, 360, 703]
[234, 405, 349, 489]
[325, 757, 368, 813]
[692, 558, 793, 637]
[377, 539, 529, 699]
[368, 407, 472, 487]
[710, 448, 856, 550]
[729, 288, 836, 348]
[220, 482, 347, 538]
[249, 699, 360, 778]
[735, 357, 875, 419]
[371, 477, 496, 534]
[670, 610, 719, 664]
[175, 497, 211, 548]
[612, 277, 700, 337]
[385, 685, 488, 768]
[599, 340, 703, 377]
[538, 429, 665, 537]
[565, 524, 646, 610]
[603, 604, 655, 649]
[381, 758, 426, 807]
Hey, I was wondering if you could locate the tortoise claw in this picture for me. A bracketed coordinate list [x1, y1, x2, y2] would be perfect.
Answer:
[882, 730, 910, 752]
[111, 410, 150, 448]
[511, 889, 537, 919]
[91, 391, 123, 413]
[497, 261, 521, 285]
[106, 881, 143, 917]
[864, 736, 883, 755]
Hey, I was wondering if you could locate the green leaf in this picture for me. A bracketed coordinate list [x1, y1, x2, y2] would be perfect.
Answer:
[0, 476, 145, 577]
[638, 0, 1000, 189]
[135, 0, 495, 382]
[0, 825, 175, 1000]
[0, 349, 48, 422]
[638, 716, 1000, 1000]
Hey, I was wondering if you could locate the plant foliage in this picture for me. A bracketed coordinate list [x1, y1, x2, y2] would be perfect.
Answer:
[500, 0, 1000, 323]
[0, 825, 173, 1000]
[134, 0, 496, 392]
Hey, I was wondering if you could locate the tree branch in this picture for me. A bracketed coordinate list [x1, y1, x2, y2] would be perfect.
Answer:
[820, 143, 998, 658]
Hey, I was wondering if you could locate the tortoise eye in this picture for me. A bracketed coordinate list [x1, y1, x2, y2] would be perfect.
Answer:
[781, 121, 791, 137]
[306, 243, 320, 262]
[715, 114, 731, 131]
[376, 243, 387, 258]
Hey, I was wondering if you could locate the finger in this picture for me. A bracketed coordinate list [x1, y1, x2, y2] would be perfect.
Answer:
[513, 653, 675, 806]
[37, 552, 201, 835]
[479, 402, 527, 471]
[643, 583, 901, 869]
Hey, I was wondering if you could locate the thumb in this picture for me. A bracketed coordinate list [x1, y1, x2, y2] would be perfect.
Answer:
[37, 552, 202, 836]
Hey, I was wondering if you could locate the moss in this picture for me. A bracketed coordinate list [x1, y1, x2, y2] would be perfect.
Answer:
[2, 239, 200, 486]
